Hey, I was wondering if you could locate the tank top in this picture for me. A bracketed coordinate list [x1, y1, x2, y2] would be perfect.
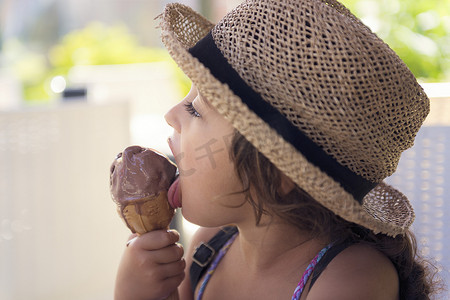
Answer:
[190, 227, 352, 299]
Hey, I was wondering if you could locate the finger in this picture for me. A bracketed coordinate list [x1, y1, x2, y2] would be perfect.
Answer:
[153, 243, 184, 264]
[126, 233, 138, 242]
[159, 258, 187, 279]
[126, 236, 138, 247]
[132, 230, 180, 250]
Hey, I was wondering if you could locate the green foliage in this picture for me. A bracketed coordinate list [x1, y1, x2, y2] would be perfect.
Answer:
[49, 23, 165, 70]
[340, 0, 450, 82]
[2, 39, 49, 100]
[4, 22, 190, 101]
[47, 22, 191, 98]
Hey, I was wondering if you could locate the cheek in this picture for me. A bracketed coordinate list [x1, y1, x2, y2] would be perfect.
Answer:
[181, 156, 239, 202]
[174, 133, 202, 176]
[175, 121, 244, 224]
[178, 149, 246, 225]
[177, 128, 231, 177]
[180, 178, 247, 227]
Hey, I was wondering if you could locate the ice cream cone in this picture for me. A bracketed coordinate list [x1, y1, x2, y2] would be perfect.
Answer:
[110, 146, 180, 300]
[117, 191, 174, 234]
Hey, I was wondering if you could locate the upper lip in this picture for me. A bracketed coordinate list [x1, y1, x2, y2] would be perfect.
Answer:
[167, 137, 177, 162]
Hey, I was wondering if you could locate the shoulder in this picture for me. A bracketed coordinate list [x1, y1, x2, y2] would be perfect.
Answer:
[178, 226, 223, 300]
[307, 243, 399, 300]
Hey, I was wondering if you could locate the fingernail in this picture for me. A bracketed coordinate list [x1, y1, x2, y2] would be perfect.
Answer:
[126, 236, 138, 247]
[167, 229, 180, 238]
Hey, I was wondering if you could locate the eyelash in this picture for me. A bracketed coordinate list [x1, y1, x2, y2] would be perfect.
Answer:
[184, 102, 201, 118]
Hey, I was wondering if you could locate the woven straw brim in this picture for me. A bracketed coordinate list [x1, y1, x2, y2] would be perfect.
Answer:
[159, 3, 415, 237]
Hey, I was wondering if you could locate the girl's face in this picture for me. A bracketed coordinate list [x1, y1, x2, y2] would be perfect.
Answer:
[165, 85, 250, 227]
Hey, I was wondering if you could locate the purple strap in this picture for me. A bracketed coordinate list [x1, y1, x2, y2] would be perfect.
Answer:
[196, 233, 238, 300]
[291, 244, 331, 300]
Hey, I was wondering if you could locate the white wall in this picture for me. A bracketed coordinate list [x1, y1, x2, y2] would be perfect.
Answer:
[0, 100, 131, 299]
[0, 70, 21, 110]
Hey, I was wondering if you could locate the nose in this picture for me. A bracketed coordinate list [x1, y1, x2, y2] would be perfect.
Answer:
[166, 84, 196, 133]
[165, 103, 181, 133]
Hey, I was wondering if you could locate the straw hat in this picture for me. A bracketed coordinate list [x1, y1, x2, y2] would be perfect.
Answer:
[159, 0, 430, 237]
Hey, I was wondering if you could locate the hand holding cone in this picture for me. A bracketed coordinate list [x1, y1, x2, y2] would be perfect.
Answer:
[110, 145, 180, 299]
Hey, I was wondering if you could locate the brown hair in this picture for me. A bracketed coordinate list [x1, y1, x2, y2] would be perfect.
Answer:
[230, 131, 443, 300]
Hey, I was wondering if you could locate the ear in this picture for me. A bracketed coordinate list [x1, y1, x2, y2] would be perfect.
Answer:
[279, 173, 296, 196]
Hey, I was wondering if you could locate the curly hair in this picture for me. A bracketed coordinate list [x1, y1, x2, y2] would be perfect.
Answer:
[230, 131, 443, 300]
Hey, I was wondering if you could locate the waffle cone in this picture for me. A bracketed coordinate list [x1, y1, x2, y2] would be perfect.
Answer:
[117, 191, 175, 234]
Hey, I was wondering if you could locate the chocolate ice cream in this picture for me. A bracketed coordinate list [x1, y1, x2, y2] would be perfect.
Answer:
[110, 146, 177, 233]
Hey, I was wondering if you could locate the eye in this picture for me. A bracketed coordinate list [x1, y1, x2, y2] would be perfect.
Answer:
[184, 101, 201, 118]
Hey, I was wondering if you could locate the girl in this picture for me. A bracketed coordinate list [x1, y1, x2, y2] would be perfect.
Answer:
[114, 0, 441, 299]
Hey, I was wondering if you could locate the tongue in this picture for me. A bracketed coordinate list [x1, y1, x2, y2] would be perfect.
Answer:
[168, 177, 181, 209]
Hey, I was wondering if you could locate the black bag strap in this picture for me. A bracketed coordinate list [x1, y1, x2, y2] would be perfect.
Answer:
[190, 226, 238, 292]
[308, 240, 356, 291]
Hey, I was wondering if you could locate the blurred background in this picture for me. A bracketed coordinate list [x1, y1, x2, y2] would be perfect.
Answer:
[0, 0, 449, 299]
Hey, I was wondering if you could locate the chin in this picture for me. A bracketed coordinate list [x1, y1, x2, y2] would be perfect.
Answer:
[182, 212, 228, 228]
